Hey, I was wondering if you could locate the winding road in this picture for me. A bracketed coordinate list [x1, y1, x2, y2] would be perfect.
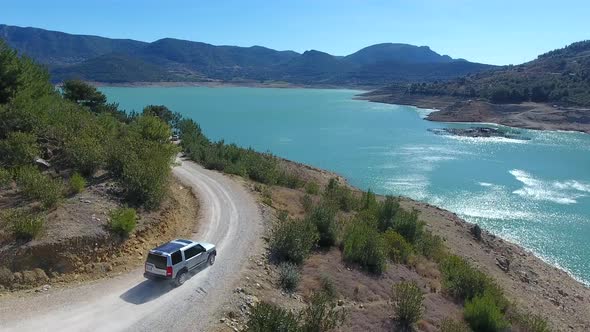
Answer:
[0, 160, 262, 331]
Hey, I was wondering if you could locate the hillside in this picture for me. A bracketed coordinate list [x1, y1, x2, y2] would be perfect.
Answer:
[363, 40, 590, 133]
[0, 24, 494, 85]
[369, 40, 590, 106]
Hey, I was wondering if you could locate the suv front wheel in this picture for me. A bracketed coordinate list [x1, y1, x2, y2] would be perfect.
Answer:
[208, 253, 216, 265]
[175, 270, 188, 287]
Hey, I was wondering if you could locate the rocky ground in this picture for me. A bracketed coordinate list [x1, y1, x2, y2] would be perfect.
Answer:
[361, 92, 590, 134]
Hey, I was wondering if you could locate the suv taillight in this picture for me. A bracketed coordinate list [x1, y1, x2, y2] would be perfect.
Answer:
[166, 266, 173, 277]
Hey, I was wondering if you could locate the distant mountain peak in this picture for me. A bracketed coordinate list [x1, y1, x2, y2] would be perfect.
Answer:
[0, 24, 494, 85]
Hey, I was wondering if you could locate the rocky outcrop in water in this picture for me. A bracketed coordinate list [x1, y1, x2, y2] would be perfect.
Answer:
[428, 127, 529, 140]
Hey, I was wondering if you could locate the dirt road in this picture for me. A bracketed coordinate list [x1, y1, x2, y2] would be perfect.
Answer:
[0, 160, 262, 331]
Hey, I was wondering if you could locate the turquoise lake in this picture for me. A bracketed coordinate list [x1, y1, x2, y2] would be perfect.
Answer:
[102, 87, 590, 285]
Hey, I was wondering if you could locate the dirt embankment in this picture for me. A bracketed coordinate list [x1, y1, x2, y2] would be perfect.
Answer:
[0, 178, 199, 291]
[213, 158, 590, 332]
[361, 91, 590, 134]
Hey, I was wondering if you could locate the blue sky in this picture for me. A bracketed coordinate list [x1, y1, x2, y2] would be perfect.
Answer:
[2, 0, 588, 65]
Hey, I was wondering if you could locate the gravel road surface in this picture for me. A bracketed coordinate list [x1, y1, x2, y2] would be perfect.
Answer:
[0, 160, 262, 332]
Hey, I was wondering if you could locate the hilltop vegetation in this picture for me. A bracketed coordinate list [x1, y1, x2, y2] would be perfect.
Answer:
[0, 24, 494, 85]
[0, 40, 177, 242]
[377, 40, 590, 107]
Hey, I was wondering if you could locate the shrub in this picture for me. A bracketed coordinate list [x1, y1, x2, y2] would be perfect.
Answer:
[392, 281, 424, 327]
[416, 231, 446, 262]
[246, 302, 300, 332]
[392, 208, 423, 243]
[440, 255, 489, 301]
[14, 166, 63, 208]
[307, 203, 337, 247]
[320, 274, 337, 299]
[383, 229, 413, 263]
[440, 318, 470, 332]
[108, 207, 137, 236]
[305, 181, 320, 195]
[261, 185, 273, 206]
[300, 291, 346, 332]
[464, 292, 509, 332]
[63, 131, 105, 175]
[0, 131, 39, 168]
[377, 196, 400, 231]
[342, 218, 386, 274]
[2, 208, 43, 240]
[324, 178, 358, 212]
[278, 262, 300, 292]
[277, 171, 304, 189]
[301, 194, 313, 212]
[509, 311, 551, 332]
[69, 172, 86, 194]
[270, 217, 319, 264]
[0, 167, 12, 188]
[118, 140, 176, 208]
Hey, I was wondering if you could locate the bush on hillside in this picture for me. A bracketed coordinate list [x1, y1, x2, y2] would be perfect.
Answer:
[509, 310, 551, 332]
[116, 139, 177, 209]
[392, 281, 424, 327]
[305, 181, 320, 195]
[300, 291, 346, 332]
[416, 231, 446, 262]
[301, 194, 313, 212]
[440, 255, 488, 301]
[342, 217, 386, 274]
[63, 130, 105, 175]
[278, 262, 300, 292]
[383, 229, 413, 263]
[14, 166, 63, 208]
[307, 203, 338, 247]
[359, 188, 378, 212]
[377, 195, 400, 231]
[270, 217, 319, 264]
[0, 167, 12, 188]
[0, 131, 39, 168]
[108, 207, 137, 237]
[2, 208, 44, 240]
[320, 274, 337, 299]
[246, 302, 300, 332]
[440, 255, 507, 310]
[277, 170, 304, 189]
[130, 115, 172, 143]
[324, 178, 358, 212]
[464, 292, 509, 332]
[392, 208, 424, 244]
[69, 172, 86, 194]
[440, 318, 470, 332]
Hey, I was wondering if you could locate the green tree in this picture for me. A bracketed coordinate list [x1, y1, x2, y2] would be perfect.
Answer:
[142, 105, 177, 125]
[62, 80, 107, 109]
[0, 131, 39, 168]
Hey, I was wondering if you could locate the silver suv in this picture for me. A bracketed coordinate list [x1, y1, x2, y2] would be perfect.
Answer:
[143, 239, 216, 286]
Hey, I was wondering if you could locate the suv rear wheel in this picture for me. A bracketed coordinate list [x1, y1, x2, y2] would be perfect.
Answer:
[208, 253, 216, 265]
[175, 270, 188, 287]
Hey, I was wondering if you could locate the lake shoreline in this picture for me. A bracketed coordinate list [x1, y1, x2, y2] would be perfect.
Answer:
[359, 92, 590, 134]
[279, 156, 590, 330]
[88, 80, 374, 91]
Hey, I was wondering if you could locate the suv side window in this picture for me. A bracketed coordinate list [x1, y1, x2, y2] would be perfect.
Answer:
[184, 245, 203, 259]
[171, 250, 182, 265]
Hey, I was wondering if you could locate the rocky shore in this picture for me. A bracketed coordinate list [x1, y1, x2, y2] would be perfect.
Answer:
[361, 91, 590, 134]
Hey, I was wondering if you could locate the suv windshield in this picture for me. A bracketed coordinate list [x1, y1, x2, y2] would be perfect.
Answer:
[147, 253, 167, 269]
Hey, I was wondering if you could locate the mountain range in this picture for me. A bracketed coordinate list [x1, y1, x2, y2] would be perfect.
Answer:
[0, 24, 495, 85]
